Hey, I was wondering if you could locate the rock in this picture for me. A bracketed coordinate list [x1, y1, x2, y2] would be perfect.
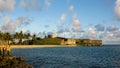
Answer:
[0, 56, 32, 68]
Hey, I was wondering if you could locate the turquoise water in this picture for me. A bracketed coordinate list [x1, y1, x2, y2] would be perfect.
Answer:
[11, 45, 120, 68]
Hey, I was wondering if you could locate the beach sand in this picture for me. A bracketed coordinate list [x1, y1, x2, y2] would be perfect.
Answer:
[10, 45, 76, 49]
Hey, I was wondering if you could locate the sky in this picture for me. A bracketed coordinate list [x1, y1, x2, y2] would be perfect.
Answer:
[0, 0, 120, 44]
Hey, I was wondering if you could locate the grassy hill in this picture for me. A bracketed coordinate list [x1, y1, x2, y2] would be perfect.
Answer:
[32, 38, 62, 45]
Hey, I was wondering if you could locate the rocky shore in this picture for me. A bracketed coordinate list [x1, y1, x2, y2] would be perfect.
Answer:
[0, 55, 32, 68]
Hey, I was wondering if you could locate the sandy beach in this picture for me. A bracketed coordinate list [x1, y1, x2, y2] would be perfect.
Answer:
[10, 45, 76, 49]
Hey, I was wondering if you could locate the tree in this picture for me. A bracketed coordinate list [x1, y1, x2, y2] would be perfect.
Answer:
[24, 33, 31, 40]
[22, 33, 31, 45]
[32, 34, 36, 41]
[13, 31, 24, 44]
[18, 31, 24, 44]
[0, 31, 3, 40]
[4, 32, 11, 45]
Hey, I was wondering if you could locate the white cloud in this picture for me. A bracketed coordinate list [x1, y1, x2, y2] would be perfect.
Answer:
[114, 29, 120, 37]
[0, 16, 31, 33]
[0, 12, 3, 17]
[0, 0, 15, 12]
[45, 0, 51, 10]
[72, 13, 80, 32]
[21, 28, 27, 33]
[73, 19, 80, 26]
[69, 5, 74, 12]
[61, 14, 66, 21]
[96, 24, 120, 44]
[19, 0, 41, 11]
[106, 25, 119, 32]
[72, 26, 80, 32]
[19, 0, 26, 7]
[56, 13, 66, 34]
[95, 24, 105, 31]
[65, 25, 70, 32]
[87, 27, 97, 39]
[67, 5, 81, 34]
[100, 31, 120, 44]
[72, 19, 80, 32]
[115, 0, 120, 20]
[0, 16, 14, 33]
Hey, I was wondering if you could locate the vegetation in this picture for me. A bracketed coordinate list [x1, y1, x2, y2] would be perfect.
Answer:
[0, 56, 32, 68]
[31, 38, 62, 45]
[76, 39, 102, 46]
[0, 31, 33, 68]
[0, 31, 62, 45]
[0, 31, 102, 46]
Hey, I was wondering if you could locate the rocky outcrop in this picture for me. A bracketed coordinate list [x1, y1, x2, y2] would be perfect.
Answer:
[0, 56, 32, 68]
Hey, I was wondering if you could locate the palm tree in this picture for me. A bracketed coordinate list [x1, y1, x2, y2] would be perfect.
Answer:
[19, 31, 24, 44]
[0, 31, 4, 45]
[22, 33, 31, 45]
[14, 32, 19, 39]
[13, 32, 19, 44]
[24, 33, 31, 40]
[13, 31, 24, 44]
[4, 32, 11, 45]
[32, 34, 36, 41]
[0, 31, 4, 40]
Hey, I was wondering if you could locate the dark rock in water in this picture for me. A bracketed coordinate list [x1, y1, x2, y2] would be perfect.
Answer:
[0, 55, 32, 68]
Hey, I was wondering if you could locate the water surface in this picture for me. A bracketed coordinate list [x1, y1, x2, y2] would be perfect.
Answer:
[11, 45, 120, 68]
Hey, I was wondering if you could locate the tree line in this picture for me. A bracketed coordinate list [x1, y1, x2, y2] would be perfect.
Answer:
[0, 31, 38, 45]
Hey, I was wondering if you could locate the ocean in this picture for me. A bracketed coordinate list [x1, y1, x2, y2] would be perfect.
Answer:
[11, 45, 120, 68]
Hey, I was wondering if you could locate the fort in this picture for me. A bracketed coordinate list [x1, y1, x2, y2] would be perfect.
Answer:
[60, 38, 102, 46]
[76, 39, 102, 46]
[48, 34, 102, 46]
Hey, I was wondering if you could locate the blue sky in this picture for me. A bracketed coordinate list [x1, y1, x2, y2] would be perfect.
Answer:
[0, 0, 120, 44]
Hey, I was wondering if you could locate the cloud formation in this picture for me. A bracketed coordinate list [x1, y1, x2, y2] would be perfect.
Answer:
[72, 18, 80, 32]
[86, 27, 98, 39]
[115, 0, 120, 20]
[61, 14, 66, 21]
[106, 25, 119, 32]
[57, 5, 81, 38]
[45, 0, 51, 10]
[19, 0, 41, 11]
[95, 24, 105, 31]
[69, 5, 74, 12]
[94, 24, 120, 44]
[72, 13, 80, 32]
[99, 30, 120, 44]
[65, 25, 70, 32]
[44, 25, 49, 28]
[0, 16, 31, 33]
[0, 0, 15, 12]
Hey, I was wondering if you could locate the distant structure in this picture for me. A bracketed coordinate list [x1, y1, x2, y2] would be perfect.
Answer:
[48, 34, 57, 38]
[76, 39, 102, 46]
[57, 37, 102, 46]
[61, 39, 76, 45]
[46, 34, 103, 46]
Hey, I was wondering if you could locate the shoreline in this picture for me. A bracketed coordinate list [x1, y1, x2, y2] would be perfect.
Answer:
[10, 45, 76, 49]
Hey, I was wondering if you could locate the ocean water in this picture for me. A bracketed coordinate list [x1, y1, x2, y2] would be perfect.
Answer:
[11, 45, 120, 68]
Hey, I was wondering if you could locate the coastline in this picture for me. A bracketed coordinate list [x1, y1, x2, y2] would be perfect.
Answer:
[10, 45, 77, 49]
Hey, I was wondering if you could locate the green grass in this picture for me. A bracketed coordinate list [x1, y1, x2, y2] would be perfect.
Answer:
[33, 38, 62, 45]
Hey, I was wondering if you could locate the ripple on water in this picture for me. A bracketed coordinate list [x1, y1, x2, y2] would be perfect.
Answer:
[11, 45, 120, 68]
